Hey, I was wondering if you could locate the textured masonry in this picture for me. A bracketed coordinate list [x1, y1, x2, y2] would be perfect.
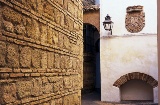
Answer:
[0, 0, 83, 104]
[113, 72, 158, 88]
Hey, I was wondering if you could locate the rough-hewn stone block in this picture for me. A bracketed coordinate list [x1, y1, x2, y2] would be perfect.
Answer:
[16, 81, 33, 98]
[20, 46, 31, 68]
[40, 23, 48, 44]
[52, 30, 59, 46]
[58, 33, 64, 48]
[53, 78, 63, 92]
[64, 76, 72, 89]
[32, 49, 41, 68]
[63, 35, 70, 50]
[31, 78, 43, 96]
[41, 51, 47, 69]
[54, 53, 60, 69]
[24, 18, 34, 38]
[31, 19, 40, 40]
[6, 43, 19, 68]
[47, 27, 53, 44]
[0, 41, 6, 67]
[2, 20, 14, 33]
[47, 52, 54, 68]
[14, 24, 26, 35]
[2, 6, 22, 24]
[42, 83, 53, 94]
[55, 98, 63, 105]
[0, 83, 17, 104]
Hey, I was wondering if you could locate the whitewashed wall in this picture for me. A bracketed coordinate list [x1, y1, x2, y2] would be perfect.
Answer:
[100, 35, 158, 103]
[100, 0, 157, 36]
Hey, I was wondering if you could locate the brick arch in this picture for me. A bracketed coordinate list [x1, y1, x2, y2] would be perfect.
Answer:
[113, 72, 158, 88]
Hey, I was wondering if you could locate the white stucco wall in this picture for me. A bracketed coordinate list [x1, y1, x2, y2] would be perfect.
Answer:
[100, 0, 157, 36]
[100, 35, 158, 103]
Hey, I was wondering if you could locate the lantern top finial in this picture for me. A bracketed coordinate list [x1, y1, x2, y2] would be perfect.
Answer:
[105, 14, 111, 20]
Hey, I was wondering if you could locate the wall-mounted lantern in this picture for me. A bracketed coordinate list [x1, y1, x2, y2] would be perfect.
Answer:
[103, 14, 114, 35]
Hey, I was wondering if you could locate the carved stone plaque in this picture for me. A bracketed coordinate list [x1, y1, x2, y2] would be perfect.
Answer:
[125, 5, 145, 33]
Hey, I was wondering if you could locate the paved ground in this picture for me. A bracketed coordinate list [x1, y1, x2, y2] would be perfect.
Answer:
[82, 92, 111, 105]
[81, 91, 158, 105]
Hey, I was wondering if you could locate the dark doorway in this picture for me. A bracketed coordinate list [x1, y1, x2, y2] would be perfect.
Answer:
[82, 23, 100, 94]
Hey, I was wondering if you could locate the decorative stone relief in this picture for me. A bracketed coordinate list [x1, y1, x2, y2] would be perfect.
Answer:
[125, 5, 145, 33]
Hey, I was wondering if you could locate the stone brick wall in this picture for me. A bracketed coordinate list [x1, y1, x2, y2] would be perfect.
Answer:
[0, 0, 83, 104]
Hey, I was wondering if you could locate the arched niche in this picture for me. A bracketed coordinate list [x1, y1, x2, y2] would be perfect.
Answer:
[113, 72, 158, 88]
[113, 72, 158, 102]
[120, 79, 153, 101]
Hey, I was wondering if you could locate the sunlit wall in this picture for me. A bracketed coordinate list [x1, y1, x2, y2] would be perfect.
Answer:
[100, 0, 157, 36]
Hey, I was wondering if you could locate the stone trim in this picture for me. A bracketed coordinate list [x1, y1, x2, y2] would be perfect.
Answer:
[113, 72, 158, 88]
[82, 0, 95, 6]
[83, 5, 100, 12]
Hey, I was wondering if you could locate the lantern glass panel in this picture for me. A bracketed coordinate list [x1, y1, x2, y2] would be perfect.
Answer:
[104, 23, 111, 30]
